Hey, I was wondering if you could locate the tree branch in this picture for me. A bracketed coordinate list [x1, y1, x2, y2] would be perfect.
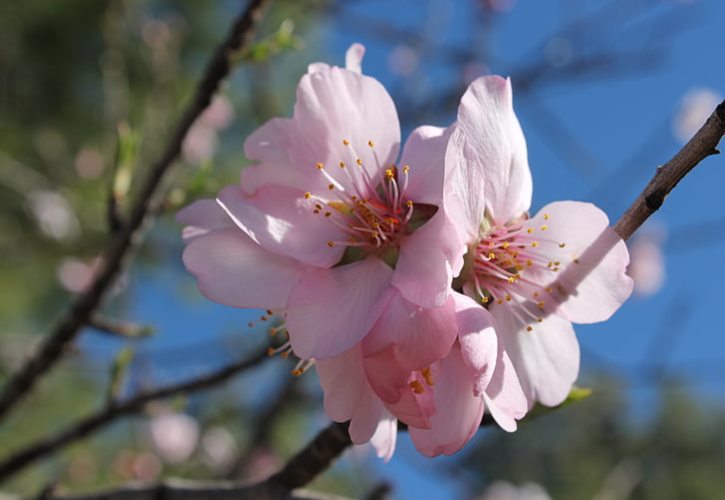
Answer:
[0, 0, 272, 422]
[43, 422, 352, 500]
[614, 101, 725, 240]
[0, 349, 270, 482]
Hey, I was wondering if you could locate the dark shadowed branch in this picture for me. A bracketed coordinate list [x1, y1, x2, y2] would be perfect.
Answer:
[0, 349, 271, 482]
[43, 422, 352, 500]
[0, 0, 272, 422]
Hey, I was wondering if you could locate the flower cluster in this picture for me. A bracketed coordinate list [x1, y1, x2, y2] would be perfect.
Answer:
[178, 44, 633, 459]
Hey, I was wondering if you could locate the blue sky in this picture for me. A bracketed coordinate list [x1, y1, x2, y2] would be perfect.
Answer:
[81, 1, 725, 498]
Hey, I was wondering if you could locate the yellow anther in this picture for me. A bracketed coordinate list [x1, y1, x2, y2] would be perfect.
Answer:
[292, 369, 302, 377]
[531, 241, 539, 248]
[545, 287, 553, 293]
[403, 165, 410, 173]
[481, 296, 490, 304]
[488, 252, 496, 260]
[533, 292, 539, 298]
[267, 347, 276, 357]
[559, 242, 566, 248]
[512, 252, 519, 258]
[505, 294, 512, 302]
[328, 183, 334, 190]
[540, 225, 548, 231]
[409, 380, 425, 394]
[342, 139, 350, 146]
[304, 192, 311, 199]
[515, 264, 524, 271]
[527, 228, 534, 234]
[537, 301, 545, 309]
[315, 162, 324, 169]
[526, 259, 533, 267]
[544, 213, 550, 220]
[526, 326, 533, 332]
[356, 158, 363, 166]
[496, 299, 503, 305]
[327, 241, 334, 248]
[406, 200, 414, 208]
[421, 367, 434, 386]
[554, 261, 560, 266]
[385, 168, 394, 179]
[502, 242, 510, 249]
[324, 212, 332, 217]
[280, 351, 290, 359]
[368, 140, 375, 148]
[537, 318, 543, 323]
[268, 327, 276, 336]
[339, 161, 346, 168]
[507, 276, 516, 284]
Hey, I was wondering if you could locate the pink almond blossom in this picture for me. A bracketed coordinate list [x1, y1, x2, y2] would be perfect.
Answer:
[180, 45, 510, 457]
[445, 76, 634, 407]
[181, 44, 461, 363]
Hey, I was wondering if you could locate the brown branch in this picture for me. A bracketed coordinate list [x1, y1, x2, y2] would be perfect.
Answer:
[614, 101, 725, 240]
[0, 349, 270, 482]
[43, 422, 352, 500]
[0, 0, 273, 422]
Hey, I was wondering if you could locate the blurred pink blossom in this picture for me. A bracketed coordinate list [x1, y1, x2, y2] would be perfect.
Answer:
[148, 412, 199, 464]
[201, 426, 237, 469]
[56, 257, 102, 294]
[479, 481, 551, 500]
[28, 189, 80, 241]
[388, 45, 419, 77]
[673, 87, 722, 143]
[627, 229, 666, 297]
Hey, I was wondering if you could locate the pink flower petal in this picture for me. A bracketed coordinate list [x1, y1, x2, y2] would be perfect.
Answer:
[491, 306, 580, 407]
[454, 76, 532, 224]
[315, 345, 387, 444]
[392, 208, 462, 308]
[363, 290, 457, 371]
[369, 410, 397, 462]
[452, 291, 498, 396]
[483, 349, 527, 432]
[241, 118, 318, 195]
[363, 347, 435, 429]
[176, 199, 233, 242]
[286, 258, 394, 359]
[217, 184, 346, 268]
[527, 201, 633, 324]
[398, 124, 454, 205]
[345, 43, 366, 74]
[294, 67, 400, 183]
[409, 345, 484, 457]
[182, 228, 303, 310]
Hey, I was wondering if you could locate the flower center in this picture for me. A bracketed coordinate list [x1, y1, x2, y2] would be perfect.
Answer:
[464, 213, 572, 332]
[306, 139, 415, 257]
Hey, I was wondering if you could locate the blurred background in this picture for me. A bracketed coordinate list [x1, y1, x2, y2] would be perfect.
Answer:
[1, 0, 724, 498]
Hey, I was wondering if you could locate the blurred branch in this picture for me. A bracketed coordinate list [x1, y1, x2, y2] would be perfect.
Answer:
[44, 422, 351, 500]
[0, 0, 273, 422]
[614, 101, 725, 240]
[88, 316, 155, 339]
[0, 348, 271, 482]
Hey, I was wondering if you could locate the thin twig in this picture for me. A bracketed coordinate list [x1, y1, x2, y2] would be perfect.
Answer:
[0, 0, 272, 422]
[614, 101, 725, 240]
[88, 316, 154, 339]
[0, 349, 270, 482]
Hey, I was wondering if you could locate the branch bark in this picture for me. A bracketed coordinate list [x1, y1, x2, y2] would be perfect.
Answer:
[614, 101, 725, 240]
[0, 349, 270, 482]
[0, 0, 272, 422]
[42, 423, 352, 500]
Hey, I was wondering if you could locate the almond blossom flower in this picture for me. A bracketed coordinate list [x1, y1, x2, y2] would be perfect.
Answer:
[181, 44, 462, 362]
[180, 45, 511, 457]
[445, 76, 633, 407]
